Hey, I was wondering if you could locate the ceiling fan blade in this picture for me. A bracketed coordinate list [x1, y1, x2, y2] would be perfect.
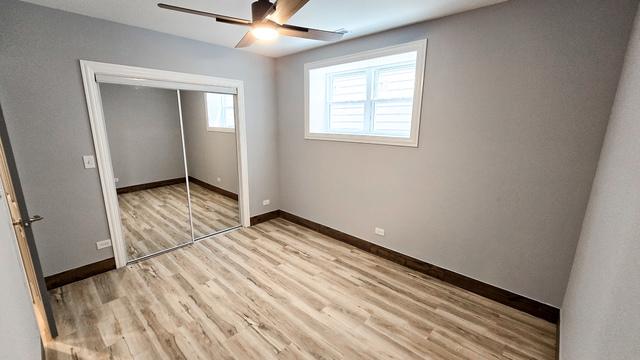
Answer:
[279, 24, 345, 41]
[158, 3, 252, 26]
[269, 0, 309, 24]
[235, 31, 257, 48]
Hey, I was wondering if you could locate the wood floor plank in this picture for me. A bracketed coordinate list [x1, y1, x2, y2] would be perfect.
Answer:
[46, 219, 556, 359]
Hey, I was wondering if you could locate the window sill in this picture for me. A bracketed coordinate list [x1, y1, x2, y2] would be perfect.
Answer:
[207, 127, 235, 133]
[304, 132, 418, 147]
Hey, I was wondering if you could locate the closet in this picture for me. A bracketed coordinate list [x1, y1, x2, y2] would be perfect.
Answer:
[100, 83, 240, 262]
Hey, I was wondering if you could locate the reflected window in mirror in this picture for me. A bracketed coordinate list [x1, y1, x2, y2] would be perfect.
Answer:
[205, 93, 235, 132]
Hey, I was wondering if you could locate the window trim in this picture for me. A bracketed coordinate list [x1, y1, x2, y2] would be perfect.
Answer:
[304, 39, 427, 147]
[204, 93, 236, 133]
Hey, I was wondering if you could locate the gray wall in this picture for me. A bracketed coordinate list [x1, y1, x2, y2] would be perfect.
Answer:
[180, 91, 239, 194]
[0, 0, 280, 276]
[0, 188, 41, 360]
[101, 84, 185, 188]
[560, 6, 640, 360]
[275, 0, 637, 306]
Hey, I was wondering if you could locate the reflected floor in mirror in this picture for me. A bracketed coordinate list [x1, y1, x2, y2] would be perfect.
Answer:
[188, 181, 240, 238]
[119, 182, 239, 260]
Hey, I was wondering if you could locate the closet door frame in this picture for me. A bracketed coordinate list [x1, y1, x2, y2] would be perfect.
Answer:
[79, 60, 251, 268]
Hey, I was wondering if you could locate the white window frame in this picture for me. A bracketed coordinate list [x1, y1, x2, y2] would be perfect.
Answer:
[304, 39, 427, 147]
[204, 93, 236, 133]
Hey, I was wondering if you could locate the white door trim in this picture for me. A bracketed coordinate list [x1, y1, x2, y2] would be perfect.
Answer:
[79, 60, 251, 268]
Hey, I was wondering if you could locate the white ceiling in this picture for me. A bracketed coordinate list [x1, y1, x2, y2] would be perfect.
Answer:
[20, 0, 507, 57]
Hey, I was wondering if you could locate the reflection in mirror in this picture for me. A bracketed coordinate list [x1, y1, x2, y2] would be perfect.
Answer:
[100, 84, 192, 261]
[180, 90, 241, 239]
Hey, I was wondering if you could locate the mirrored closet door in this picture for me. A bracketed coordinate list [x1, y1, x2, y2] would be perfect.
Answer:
[101, 83, 193, 261]
[180, 90, 241, 240]
[99, 83, 241, 263]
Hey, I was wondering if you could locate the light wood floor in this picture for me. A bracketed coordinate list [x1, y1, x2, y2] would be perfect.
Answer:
[119, 182, 240, 260]
[46, 218, 556, 359]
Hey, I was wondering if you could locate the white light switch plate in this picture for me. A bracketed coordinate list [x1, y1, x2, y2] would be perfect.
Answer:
[96, 239, 112, 249]
[83, 155, 96, 169]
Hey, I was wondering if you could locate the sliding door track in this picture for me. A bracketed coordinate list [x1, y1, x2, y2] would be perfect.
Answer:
[193, 225, 241, 242]
[126, 225, 242, 265]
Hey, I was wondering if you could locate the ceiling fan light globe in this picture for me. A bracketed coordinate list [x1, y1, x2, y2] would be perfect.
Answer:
[252, 26, 279, 40]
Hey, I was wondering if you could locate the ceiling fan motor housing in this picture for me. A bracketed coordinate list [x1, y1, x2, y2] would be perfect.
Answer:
[251, 0, 275, 22]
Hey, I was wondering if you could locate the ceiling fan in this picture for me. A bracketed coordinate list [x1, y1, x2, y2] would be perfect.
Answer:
[158, 0, 346, 48]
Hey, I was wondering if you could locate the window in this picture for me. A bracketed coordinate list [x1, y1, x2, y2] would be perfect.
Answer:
[205, 93, 235, 132]
[305, 40, 426, 147]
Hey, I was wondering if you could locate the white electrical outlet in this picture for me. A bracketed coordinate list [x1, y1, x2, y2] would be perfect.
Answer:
[114, 177, 119, 183]
[216, 177, 222, 183]
[83, 155, 96, 169]
[96, 239, 112, 250]
[262, 199, 271, 206]
[375, 227, 385, 236]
